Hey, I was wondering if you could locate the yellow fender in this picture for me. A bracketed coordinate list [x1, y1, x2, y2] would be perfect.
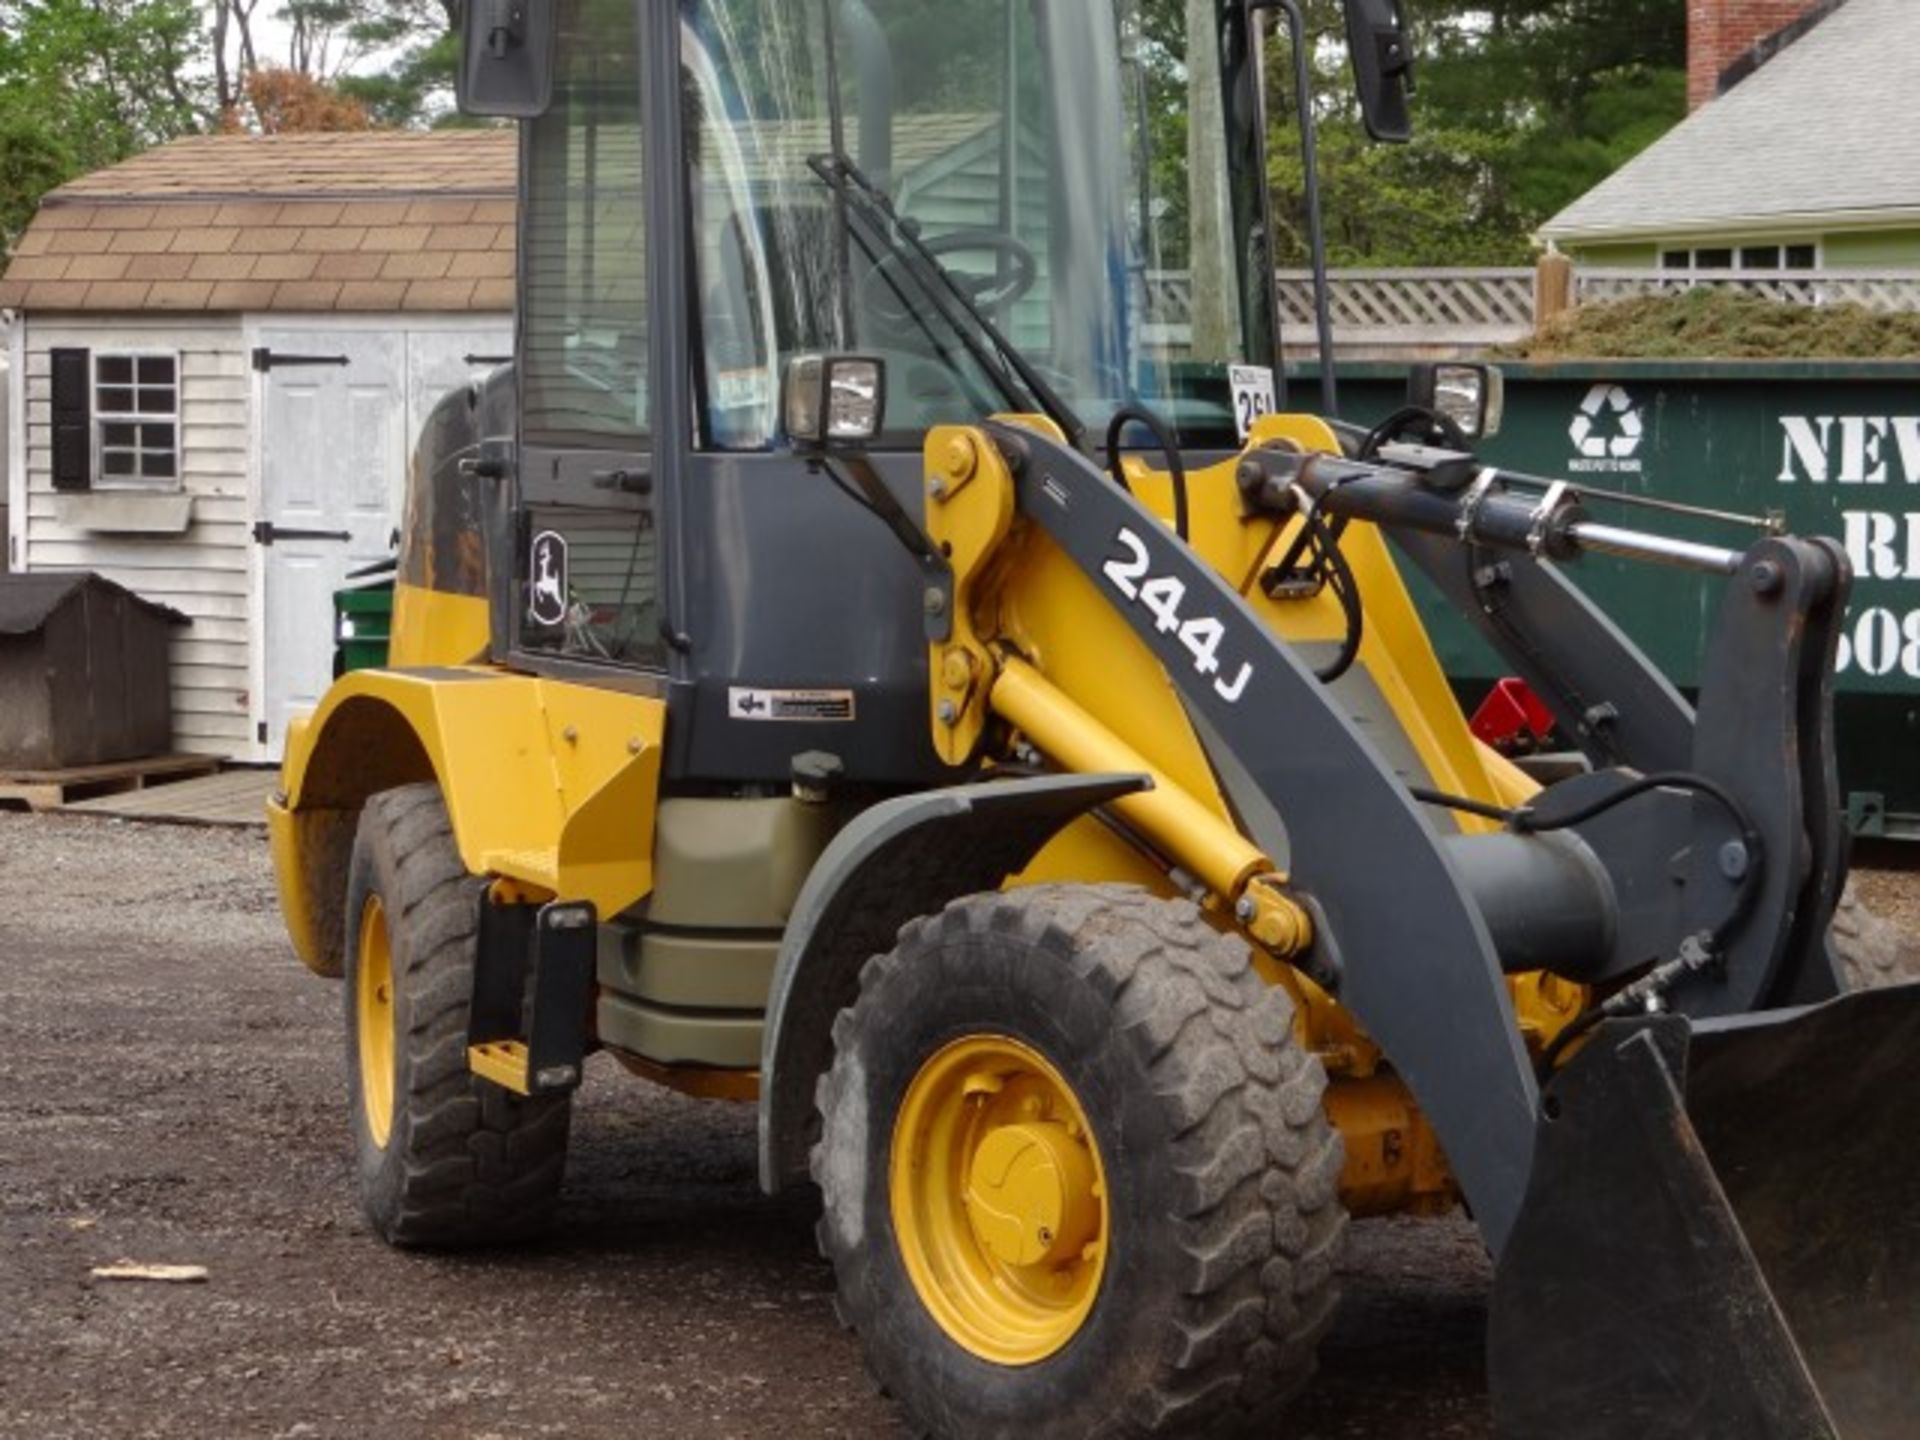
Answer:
[267, 666, 665, 976]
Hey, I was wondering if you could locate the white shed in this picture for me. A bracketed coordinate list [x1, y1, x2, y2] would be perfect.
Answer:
[0, 132, 515, 761]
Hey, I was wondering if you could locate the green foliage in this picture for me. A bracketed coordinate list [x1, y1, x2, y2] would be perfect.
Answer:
[294, 0, 458, 127]
[1501, 289, 1920, 360]
[0, 114, 77, 250]
[0, 0, 1687, 270]
[0, 0, 210, 252]
[336, 26, 459, 129]
[1264, 0, 1687, 266]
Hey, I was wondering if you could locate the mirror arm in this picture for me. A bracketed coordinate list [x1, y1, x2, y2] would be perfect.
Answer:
[813, 453, 947, 572]
[1246, 0, 1339, 418]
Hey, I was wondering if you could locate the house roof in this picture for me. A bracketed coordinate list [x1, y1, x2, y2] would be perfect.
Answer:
[0, 131, 516, 314]
[1541, 0, 1920, 246]
[0, 113, 1010, 315]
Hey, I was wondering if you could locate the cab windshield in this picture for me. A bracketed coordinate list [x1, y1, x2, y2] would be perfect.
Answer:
[683, 0, 1274, 450]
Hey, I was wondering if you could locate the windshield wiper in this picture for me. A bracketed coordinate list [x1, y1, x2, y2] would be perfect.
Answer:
[806, 151, 1087, 451]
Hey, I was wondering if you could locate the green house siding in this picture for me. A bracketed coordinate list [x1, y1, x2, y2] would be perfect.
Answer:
[1566, 227, 1920, 269]
[1566, 242, 1661, 268]
[1822, 229, 1920, 266]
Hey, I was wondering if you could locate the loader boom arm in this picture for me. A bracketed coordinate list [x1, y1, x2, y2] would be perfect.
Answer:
[939, 420, 1545, 1250]
[925, 418, 1854, 1260]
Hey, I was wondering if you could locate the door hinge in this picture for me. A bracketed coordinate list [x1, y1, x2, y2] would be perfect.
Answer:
[253, 520, 353, 546]
[252, 348, 350, 372]
[257, 721, 268, 745]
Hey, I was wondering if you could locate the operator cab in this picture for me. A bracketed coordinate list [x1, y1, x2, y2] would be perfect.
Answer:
[447, 0, 1282, 786]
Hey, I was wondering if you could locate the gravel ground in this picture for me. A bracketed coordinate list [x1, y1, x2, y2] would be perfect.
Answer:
[4, 812, 1907, 1438]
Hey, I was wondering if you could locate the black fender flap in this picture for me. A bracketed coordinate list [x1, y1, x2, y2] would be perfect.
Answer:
[1489, 984, 1920, 1439]
[757, 772, 1150, 1195]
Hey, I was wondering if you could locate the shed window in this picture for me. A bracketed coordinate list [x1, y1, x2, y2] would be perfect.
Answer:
[95, 353, 180, 485]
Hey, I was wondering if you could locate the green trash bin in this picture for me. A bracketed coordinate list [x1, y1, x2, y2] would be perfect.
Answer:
[333, 572, 394, 676]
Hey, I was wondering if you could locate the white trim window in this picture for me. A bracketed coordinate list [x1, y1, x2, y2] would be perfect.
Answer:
[94, 351, 180, 487]
[1660, 241, 1821, 272]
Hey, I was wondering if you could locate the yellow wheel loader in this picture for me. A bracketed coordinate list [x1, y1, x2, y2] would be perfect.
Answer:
[269, 0, 1917, 1433]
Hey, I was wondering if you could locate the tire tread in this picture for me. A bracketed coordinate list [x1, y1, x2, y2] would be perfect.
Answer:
[351, 784, 570, 1248]
[812, 883, 1347, 1439]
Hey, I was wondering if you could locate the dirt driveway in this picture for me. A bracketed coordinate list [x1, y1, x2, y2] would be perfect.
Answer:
[0, 811, 1525, 1438]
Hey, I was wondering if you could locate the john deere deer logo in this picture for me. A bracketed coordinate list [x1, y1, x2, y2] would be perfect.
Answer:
[529, 531, 568, 627]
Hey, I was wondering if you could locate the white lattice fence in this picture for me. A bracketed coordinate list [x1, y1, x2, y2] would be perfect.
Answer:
[1276, 268, 1535, 336]
[1144, 267, 1537, 355]
[1577, 268, 1920, 311]
[1145, 265, 1920, 360]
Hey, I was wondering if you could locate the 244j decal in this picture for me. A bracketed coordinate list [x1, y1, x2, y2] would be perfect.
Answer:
[1102, 527, 1254, 703]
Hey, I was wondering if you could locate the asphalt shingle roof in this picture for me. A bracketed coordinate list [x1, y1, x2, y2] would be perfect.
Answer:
[0, 115, 1004, 315]
[0, 132, 516, 313]
[1541, 0, 1920, 245]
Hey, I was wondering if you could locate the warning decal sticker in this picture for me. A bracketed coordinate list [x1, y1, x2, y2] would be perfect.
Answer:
[728, 688, 857, 723]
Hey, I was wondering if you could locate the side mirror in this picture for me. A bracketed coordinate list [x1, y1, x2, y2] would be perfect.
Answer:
[1407, 362, 1505, 443]
[456, 0, 555, 119]
[784, 355, 887, 448]
[1341, 0, 1415, 144]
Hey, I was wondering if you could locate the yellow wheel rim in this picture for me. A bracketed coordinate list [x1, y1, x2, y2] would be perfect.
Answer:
[890, 1035, 1109, 1366]
[355, 893, 397, 1149]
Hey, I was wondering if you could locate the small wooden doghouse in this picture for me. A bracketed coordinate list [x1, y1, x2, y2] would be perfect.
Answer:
[0, 572, 187, 768]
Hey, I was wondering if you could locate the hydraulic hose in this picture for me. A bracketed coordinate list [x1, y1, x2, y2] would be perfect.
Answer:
[1104, 405, 1188, 542]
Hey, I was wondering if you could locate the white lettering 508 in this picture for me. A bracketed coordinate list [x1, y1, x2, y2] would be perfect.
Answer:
[1102, 528, 1254, 703]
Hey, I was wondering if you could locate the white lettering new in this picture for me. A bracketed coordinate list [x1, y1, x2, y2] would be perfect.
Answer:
[1779, 416, 1833, 483]
[1839, 417, 1891, 485]
[1893, 418, 1920, 483]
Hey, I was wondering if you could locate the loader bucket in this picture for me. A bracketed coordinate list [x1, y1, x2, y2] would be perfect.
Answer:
[1488, 984, 1920, 1440]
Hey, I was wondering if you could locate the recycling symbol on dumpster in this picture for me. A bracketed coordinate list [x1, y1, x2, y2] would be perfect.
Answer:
[1570, 384, 1644, 460]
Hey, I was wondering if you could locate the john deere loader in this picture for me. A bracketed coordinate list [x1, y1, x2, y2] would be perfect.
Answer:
[268, 0, 1918, 1433]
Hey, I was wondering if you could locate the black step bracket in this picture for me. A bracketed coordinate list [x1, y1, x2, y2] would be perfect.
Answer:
[469, 891, 596, 1096]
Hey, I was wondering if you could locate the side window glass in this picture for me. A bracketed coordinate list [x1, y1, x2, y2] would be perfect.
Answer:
[521, 0, 649, 446]
[520, 502, 662, 667]
[516, 0, 662, 671]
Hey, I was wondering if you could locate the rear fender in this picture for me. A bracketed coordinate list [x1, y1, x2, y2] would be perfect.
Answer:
[269, 667, 666, 976]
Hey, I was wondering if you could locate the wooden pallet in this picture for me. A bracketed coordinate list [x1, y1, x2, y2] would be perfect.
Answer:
[63, 767, 276, 828]
[0, 754, 223, 813]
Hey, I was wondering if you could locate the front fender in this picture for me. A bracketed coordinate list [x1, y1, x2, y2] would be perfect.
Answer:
[269, 666, 666, 975]
[756, 772, 1147, 1194]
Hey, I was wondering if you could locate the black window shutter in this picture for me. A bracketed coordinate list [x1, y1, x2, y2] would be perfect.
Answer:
[50, 348, 91, 492]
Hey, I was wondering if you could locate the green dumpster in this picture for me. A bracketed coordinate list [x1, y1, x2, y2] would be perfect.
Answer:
[1316, 359, 1920, 840]
[333, 575, 393, 676]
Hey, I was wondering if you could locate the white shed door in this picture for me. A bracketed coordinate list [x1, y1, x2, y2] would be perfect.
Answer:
[258, 329, 405, 756]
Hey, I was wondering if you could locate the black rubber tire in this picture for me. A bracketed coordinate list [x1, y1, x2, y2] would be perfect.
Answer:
[343, 783, 570, 1247]
[1829, 878, 1920, 991]
[813, 884, 1347, 1439]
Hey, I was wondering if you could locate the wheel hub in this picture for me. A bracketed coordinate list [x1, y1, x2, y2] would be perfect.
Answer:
[965, 1120, 1099, 1268]
[890, 1035, 1109, 1366]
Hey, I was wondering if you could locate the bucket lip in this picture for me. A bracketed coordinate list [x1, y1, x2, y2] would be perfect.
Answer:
[0, 572, 190, 636]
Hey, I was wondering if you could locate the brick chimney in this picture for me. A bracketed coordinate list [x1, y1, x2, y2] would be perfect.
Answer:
[1689, 0, 1821, 108]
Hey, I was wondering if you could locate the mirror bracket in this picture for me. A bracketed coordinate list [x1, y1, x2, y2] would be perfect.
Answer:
[1342, 0, 1415, 144]
[457, 0, 556, 119]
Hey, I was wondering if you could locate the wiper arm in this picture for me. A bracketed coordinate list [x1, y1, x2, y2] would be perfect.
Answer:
[806, 151, 1087, 451]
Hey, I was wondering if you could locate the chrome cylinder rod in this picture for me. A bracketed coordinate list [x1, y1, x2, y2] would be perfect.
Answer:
[1568, 521, 1745, 576]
